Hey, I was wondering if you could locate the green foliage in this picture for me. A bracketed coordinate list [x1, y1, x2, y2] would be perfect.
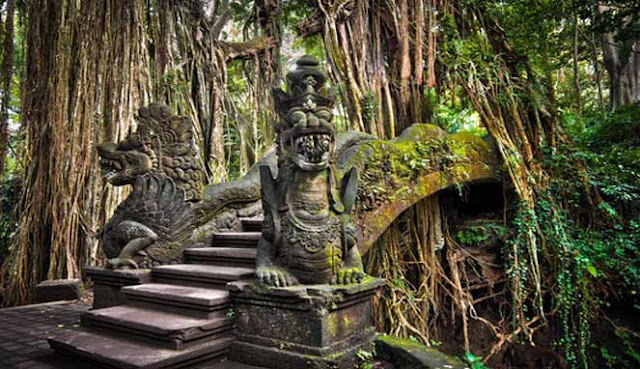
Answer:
[0, 176, 20, 266]
[291, 34, 325, 61]
[228, 0, 255, 26]
[454, 223, 507, 246]
[356, 348, 376, 369]
[282, 0, 316, 29]
[503, 111, 640, 366]
[517, 104, 640, 368]
[535, 195, 593, 368]
[582, 103, 640, 149]
[599, 329, 640, 368]
[362, 90, 378, 123]
[562, 104, 640, 218]
[464, 352, 491, 369]
[225, 308, 235, 317]
[435, 102, 486, 136]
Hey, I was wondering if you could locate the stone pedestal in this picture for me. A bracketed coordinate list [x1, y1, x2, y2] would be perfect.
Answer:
[35, 278, 83, 303]
[228, 277, 384, 369]
[85, 267, 151, 309]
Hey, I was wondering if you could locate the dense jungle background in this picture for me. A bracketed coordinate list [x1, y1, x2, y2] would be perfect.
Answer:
[0, 0, 639, 368]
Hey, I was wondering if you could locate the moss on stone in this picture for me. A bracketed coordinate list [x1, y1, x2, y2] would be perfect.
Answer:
[377, 334, 425, 351]
[376, 334, 469, 368]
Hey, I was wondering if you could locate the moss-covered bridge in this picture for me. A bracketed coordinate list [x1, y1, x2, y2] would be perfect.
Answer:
[193, 124, 500, 254]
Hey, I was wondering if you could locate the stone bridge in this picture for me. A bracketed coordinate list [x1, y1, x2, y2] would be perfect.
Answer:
[194, 124, 499, 254]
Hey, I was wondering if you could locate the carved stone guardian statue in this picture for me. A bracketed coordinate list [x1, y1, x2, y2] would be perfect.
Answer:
[230, 56, 383, 369]
[96, 103, 203, 270]
[256, 55, 366, 286]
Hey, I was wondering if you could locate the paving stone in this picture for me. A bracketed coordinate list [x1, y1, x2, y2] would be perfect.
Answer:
[0, 301, 90, 368]
[2, 343, 23, 352]
[201, 360, 267, 369]
[4, 356, 28, 364]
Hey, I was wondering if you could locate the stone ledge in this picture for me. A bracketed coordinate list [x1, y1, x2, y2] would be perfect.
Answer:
[85, 267, 152, 309]
[85, 267, 152, 287]
[234, 327, 376, 356]
[35, 278, 83, 303]
[228, 277, 385, 311]
[230, 337, 375, 369]
[375, 335, 469, 369]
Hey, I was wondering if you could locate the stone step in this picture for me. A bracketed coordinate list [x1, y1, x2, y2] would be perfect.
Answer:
[49, 329, 233, 369]
[81, 305, 235, 349]
[240, 218, 263, 233]
[210, 361, 267, 369]
[152, 264, 255, 288]
[184, 248, 257, 268]
[122, 283, 231, 319]
[211, 232, 260, 248]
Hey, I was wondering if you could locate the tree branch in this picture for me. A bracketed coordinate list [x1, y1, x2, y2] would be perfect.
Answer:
[295, 1, 357, 37]
[220, 35, 276, 60]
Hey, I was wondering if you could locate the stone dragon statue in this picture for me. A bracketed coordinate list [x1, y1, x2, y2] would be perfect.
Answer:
[96, 103, 204, 269]
[256, 56, 366, 286]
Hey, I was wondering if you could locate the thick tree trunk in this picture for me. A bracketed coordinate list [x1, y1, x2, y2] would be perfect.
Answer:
[0, 0, 14, 181]
[0, 0, 151, 306]
[572, 10, 582, 110]
[599, 6, 640, 108]
[602, 35, 640, 108]
[251, 0, 281, 168]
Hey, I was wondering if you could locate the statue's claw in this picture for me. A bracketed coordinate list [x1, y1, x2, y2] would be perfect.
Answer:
[331, 268, 365, 285]
[257, 267, 299, 287]
[107, 257, 139, 270]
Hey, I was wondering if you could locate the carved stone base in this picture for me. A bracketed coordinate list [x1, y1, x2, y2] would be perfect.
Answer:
[85, 267, 151, 309]
[228, 277, 384, 369]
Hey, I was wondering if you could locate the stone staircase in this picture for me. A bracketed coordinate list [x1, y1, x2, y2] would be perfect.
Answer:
[49, 219, 263, 369]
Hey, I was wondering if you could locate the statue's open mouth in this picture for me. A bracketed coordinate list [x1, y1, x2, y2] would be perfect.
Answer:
[97, 143, 126, 182]
[99, 157, 123, 180]
[295, 132, 331, 164]
[97, 142, 152, 185]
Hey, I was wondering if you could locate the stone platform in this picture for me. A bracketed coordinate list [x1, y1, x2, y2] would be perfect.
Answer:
[228, 278, 385, 369]
[0, 300, 265, 369]
[0, 299, 467, 369]
[48, 220, 261, 368]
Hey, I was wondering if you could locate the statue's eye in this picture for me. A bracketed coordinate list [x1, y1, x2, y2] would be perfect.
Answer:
[315, 110, 332, 121]
[291, 111, 306, 124]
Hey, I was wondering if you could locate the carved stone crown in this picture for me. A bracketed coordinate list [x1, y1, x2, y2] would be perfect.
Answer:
[273, 56, 335, 124]
[272, 56, 337, 171]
